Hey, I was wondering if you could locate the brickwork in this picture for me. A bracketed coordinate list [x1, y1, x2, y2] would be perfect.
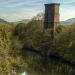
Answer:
[44, 3, 60, 30]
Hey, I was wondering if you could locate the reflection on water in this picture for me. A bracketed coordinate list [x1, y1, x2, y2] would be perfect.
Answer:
[21, 72, 27, 75]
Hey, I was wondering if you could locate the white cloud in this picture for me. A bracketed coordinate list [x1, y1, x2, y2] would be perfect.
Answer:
[0, 0, 75, 21]
[0, 10, 40, 22]
[60, 10, 75, 21]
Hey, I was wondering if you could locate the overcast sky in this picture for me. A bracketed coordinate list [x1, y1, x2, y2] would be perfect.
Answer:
[0, 0, 75, 22]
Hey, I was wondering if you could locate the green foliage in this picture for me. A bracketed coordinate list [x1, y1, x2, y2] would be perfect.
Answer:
[1, 20, 75, 75]
[0, 23, 13, 74]
[55, 25, 75, 61]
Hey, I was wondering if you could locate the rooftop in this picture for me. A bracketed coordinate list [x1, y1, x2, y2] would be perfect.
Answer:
[45, 3, 60, 5]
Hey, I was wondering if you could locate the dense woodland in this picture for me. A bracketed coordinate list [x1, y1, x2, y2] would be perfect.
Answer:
[0, 19, 75, 75]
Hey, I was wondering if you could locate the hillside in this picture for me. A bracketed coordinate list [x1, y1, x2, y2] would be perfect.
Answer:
[60, 18, 75, 25]
[11, 13, 75, 26]
[0, 18, 9, 24]
[12, 19, 31, 25]
[0, 13, 75, 26]
[32, 13, 75, 25]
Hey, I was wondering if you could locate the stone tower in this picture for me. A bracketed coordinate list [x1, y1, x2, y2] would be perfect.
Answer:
[44, 3, 60, 30]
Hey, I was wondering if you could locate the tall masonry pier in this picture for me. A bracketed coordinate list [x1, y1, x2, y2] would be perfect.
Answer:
[44, 3, 60, 30]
